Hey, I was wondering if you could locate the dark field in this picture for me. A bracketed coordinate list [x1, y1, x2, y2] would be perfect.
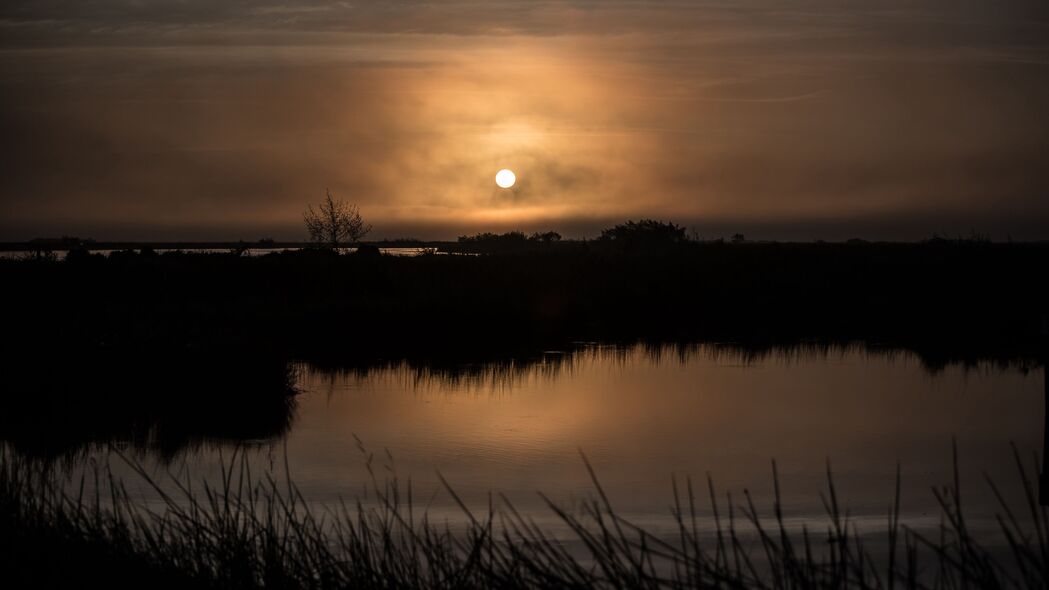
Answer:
[2, 239, 1046, 369]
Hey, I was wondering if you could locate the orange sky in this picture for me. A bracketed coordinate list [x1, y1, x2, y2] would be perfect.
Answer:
[2, 1, 1048, 240]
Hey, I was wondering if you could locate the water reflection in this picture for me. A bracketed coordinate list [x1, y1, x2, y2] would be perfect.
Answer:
[1, 342, 1043, 538]
[314, 341, 1038, 393]
[297, 345, 1041, 516]
[0, 246, 434, 261]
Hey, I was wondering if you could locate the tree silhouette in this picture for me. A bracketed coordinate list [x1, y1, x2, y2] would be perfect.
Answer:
[304, 190, 371, 249]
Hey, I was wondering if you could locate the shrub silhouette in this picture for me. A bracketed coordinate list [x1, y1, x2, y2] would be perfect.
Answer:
[598, 219, 687, 250]
[304, 189, 371, 249]
[447, 230, 563, 254]
[530, 231, 561, 242]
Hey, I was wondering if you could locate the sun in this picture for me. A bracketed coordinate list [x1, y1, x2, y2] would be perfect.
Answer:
[495, 169, 516, 189]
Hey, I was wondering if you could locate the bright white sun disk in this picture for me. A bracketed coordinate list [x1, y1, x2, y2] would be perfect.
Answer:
[495, 169, 516, 188]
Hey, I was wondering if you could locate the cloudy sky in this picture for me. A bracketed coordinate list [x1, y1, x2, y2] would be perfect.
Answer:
[1, 1, 1047, 240]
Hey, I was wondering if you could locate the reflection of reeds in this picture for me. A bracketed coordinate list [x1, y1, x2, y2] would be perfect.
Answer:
[2, 443, 1045, 588]
[305, 340, 1034, 394]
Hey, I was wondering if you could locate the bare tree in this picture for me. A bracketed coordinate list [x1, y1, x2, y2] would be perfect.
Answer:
[304, 189, 371, 249]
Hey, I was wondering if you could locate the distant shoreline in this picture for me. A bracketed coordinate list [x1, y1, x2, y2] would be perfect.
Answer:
[3, 237, 1048, 252]
[0, 240, 453, 251]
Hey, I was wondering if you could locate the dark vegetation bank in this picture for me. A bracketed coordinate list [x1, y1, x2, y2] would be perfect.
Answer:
[3, 230, 1046, 372]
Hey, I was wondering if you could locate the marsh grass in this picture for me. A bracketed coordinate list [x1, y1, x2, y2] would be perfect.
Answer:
[4, 242, 1047, 371]
[1, 443, 1047, 589]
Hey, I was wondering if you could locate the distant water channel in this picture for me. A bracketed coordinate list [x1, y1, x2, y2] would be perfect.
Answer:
[0, 246, 431, 259]
[17, 344, 1048, 542]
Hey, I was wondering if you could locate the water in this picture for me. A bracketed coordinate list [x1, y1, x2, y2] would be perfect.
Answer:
[0, 246, 432, 260]
[34, 344, 1043, 542]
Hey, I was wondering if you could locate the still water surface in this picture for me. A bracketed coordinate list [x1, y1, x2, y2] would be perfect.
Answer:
[79, 345, 1047, 538]
[0, 246, 431, 259]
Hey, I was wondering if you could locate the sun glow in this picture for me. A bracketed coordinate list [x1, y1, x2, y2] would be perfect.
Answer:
[495, 169, 516, 189]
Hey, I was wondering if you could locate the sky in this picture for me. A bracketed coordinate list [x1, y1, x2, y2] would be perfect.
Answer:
[1, 1, 1048, 241]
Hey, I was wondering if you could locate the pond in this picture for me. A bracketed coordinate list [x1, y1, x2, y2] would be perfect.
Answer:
[24, 343, 1043, 544]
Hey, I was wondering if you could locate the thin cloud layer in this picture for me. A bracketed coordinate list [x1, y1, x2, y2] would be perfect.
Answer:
[1, 1, 1048, 240]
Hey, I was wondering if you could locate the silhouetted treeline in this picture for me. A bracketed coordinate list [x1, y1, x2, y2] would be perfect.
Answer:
[453, 230, 563, 254]
[452, 220, 690, 253]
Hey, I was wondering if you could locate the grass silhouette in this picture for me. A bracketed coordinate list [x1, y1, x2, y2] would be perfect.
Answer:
[1, 442, 1045, 589]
